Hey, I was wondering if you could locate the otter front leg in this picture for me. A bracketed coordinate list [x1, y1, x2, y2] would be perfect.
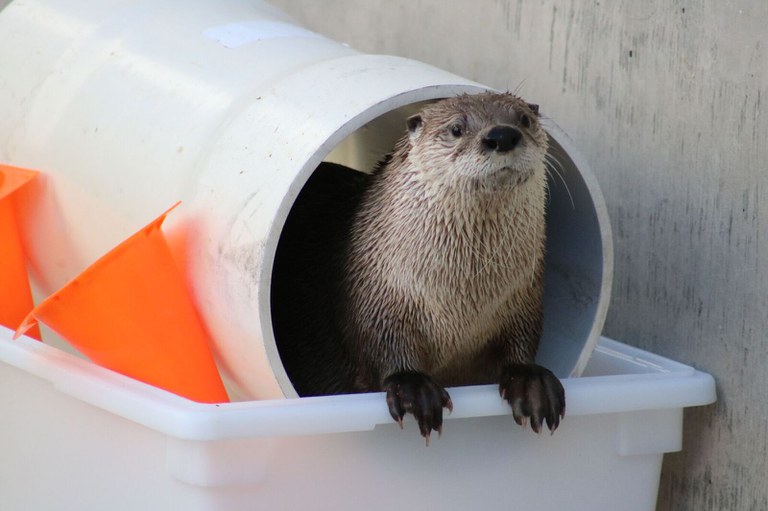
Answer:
[499, 364, 565, 433]
[383, 371, 453, 445]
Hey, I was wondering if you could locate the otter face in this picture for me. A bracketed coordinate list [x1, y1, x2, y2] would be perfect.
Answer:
[404, 93, 549, 191]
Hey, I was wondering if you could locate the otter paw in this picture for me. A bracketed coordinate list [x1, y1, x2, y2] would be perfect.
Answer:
[383, 371, 453, 445]
[499, 364, 565, 434]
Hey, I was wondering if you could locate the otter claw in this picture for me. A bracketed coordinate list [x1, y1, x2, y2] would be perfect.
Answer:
[499, 364, 565, 434]
[384, 371, 453, 445]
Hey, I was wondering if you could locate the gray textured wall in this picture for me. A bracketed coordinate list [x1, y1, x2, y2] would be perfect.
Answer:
[270, 1, 767, 509]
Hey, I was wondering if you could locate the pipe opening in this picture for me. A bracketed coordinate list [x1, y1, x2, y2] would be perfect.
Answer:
[269, 100, 610, 398]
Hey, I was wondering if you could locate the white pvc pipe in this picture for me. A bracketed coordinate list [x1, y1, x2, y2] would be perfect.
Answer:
[0, 0, 612, 400]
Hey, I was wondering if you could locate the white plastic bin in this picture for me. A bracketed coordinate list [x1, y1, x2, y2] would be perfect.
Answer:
[0, 0, 612, 400]
[0, 327, 715, 511]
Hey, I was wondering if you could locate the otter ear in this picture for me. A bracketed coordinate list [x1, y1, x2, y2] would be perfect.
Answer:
[527, 103, 540, 116]
[406, 114, 423, 140]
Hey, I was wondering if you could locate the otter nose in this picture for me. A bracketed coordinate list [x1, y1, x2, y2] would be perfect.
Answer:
[482, 126, 522, 153]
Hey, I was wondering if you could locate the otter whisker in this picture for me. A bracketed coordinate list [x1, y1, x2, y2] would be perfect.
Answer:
[511, 78, 528, 97]
[544, 150, 574, 209]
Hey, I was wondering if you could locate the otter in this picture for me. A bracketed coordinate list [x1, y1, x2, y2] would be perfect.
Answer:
[271, 92, 565, 443]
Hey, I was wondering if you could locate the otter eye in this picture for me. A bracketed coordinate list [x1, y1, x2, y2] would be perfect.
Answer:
[520, 114, 531, 129]
[450, 124, 463, 137]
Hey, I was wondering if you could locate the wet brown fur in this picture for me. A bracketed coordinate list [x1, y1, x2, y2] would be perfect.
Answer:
[340, 93, 549, 391]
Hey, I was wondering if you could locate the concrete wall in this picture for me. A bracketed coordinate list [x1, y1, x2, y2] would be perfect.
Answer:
[270, 1, 767, 509]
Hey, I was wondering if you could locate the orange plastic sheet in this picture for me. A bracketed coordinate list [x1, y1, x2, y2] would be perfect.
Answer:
[16, 203, 229, 403]
[0, 165, 40, 339]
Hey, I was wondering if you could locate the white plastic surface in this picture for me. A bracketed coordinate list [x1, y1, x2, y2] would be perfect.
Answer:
[0, 0, 612, 400]
[0, 327, 715, 511]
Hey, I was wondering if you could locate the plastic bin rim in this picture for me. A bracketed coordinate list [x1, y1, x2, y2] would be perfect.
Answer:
[0, 330, 715, 441]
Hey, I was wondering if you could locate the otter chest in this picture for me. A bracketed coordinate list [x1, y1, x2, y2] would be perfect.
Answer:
[394, 229, 540, 364]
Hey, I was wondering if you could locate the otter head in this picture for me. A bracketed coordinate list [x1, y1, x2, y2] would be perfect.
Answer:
[403, 93, 549, 191]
